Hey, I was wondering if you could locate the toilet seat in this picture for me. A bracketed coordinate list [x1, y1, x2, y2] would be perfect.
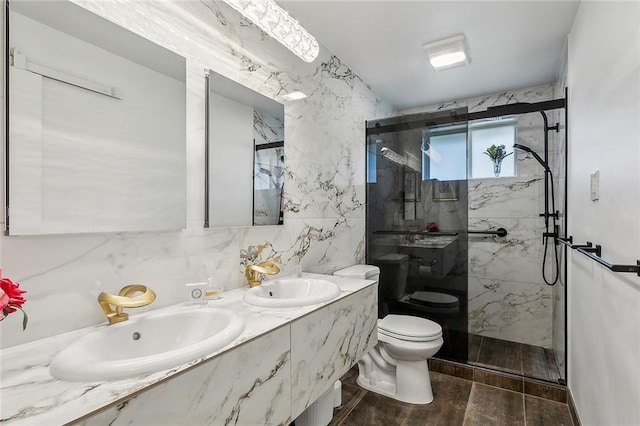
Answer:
[378, 314, 442, 342]
[409, 291, 459, 308]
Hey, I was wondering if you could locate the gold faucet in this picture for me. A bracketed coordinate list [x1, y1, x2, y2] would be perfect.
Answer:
[245, 260, 280, 288]
[97, 284, 156, 325]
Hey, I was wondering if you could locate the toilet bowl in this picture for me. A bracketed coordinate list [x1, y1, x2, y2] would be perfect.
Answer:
[333, 266, 444, 405]
[359, 314, 443, 404]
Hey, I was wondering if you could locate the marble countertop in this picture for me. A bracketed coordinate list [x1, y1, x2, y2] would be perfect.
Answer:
[0, 273, 375, 425]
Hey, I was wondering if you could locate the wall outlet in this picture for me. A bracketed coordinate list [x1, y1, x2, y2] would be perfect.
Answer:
[590, 170, 600, 201]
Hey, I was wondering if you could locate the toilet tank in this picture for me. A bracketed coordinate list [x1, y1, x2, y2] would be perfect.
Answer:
[333, 265, 380, 283]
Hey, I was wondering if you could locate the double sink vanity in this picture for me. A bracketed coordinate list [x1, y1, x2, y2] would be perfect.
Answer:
[0, 273, 377, 425]
[1, 1, 376, 424]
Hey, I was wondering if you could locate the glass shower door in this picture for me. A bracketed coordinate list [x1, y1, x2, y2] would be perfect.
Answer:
[365, 108, 470, 363]
[365, 105, 567, 385]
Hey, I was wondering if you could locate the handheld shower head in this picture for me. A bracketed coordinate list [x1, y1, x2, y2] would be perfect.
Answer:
[513, 144, 551, 173]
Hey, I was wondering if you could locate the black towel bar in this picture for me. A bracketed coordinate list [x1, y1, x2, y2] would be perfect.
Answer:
[468, 228, 508, 237]
[557, 235, 640, 276]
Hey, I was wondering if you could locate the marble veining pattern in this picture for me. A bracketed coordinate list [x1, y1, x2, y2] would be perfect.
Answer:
[468, 276, 552, 347]
[468, 177, 544, 218]
[400, 84, 553, 116]
[78, 327, 292, 426]
[401, 84, 557, 348]
[0, 0, 392, 348]
[240, 218, 366, 286]
[0, 275, 375, 425]
[290, 284, 377, 418]
[469, 217, 545, 282]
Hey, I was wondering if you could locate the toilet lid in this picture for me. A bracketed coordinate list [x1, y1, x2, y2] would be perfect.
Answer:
[409, 291, 459, 308]
[378, 314, 442, 340]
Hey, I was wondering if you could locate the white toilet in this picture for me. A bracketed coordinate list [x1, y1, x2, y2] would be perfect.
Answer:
[334, 265, 443, 404]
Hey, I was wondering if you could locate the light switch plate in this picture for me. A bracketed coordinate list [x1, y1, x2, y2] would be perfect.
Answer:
[590, 170, 599, 201]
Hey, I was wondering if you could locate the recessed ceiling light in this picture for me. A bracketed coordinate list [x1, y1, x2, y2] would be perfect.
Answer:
[282, 91, 307, 101]
[422, 34, 471, 71]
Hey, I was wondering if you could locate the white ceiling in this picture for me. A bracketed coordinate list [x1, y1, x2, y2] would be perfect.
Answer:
[280, 0, 580, 110]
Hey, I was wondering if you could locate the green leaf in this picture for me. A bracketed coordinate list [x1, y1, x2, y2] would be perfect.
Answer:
[11, 305, 28, 330]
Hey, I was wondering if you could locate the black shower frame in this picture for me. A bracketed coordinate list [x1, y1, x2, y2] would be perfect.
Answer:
[365, 96, 568, 385]
[365, 99, 565, 135]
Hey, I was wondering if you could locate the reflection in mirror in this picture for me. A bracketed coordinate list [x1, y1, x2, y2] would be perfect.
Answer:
[254, 142, 284, 225]
[6, 0, 187, 235]
[206, 70, 284, 227]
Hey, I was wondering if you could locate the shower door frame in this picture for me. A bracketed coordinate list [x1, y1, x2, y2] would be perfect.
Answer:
[365, 97, 569, 385]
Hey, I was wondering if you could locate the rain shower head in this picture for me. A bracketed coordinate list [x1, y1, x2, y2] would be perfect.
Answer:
[513, 144, 551, 173]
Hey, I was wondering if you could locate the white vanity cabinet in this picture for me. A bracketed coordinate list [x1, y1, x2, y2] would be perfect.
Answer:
[65, 280, 377, 425]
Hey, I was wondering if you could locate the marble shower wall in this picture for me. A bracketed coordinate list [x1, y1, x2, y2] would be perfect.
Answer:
[403, 84, 560, 348]
[0, 0, 392, 348]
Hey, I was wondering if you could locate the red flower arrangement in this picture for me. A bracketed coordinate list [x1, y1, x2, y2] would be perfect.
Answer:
[0, 269, 28, 330]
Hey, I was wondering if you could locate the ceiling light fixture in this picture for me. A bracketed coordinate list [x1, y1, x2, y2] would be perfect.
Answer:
[281, 91, 307, 101]
[222, 0, 319, 63]
[422, 34, 471, 71]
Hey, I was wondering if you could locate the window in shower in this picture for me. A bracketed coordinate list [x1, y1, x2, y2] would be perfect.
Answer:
[366, 143, 377, 183]
[422, 119, 517, 180]
[421, 125, 467, 181]
[468, 118, 517, 178]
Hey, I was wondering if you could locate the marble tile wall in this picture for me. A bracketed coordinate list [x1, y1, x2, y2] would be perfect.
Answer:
[402, 84, 561, 348]
[0, 0, 393, 348]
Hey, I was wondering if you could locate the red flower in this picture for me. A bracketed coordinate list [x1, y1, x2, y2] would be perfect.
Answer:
[0, 290, 9, 320]
[0, 269, 28, 329]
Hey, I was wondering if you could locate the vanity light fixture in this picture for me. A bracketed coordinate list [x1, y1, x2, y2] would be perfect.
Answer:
[221, 0, 319, 63]
[422, 34, 471, 71]
[281, 91, 307, 101]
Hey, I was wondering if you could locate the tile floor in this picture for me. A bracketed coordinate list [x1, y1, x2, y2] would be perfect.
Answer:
[468, 334, 562, 383]
[328, 368, 574, 426]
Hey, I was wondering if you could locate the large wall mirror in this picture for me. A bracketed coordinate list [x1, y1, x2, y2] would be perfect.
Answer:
[206, 70, 285, 227]
[6, 0, 187, 235]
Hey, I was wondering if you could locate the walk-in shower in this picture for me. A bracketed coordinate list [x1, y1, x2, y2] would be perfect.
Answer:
[365, 98, 567, 384]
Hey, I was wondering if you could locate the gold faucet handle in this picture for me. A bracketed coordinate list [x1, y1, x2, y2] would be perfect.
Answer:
[98, 284, 156, 309]
[97, 284, 156, 325]
[256, 260, 280, 275]
[245, 260, 281, 287]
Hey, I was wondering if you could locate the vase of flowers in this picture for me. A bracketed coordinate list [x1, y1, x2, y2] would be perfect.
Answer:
[483, 144, 512, 177]
[0, 269, 28, 330]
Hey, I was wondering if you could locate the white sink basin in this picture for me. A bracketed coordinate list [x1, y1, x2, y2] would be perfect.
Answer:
[243, 278, 341, 308]
[49, 306, 245, 382]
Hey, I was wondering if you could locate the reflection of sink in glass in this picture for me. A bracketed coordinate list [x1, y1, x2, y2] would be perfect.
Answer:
[404, 235, 458, 249]
[50, 306, 245, 382]
[243, 278, 341, 308]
